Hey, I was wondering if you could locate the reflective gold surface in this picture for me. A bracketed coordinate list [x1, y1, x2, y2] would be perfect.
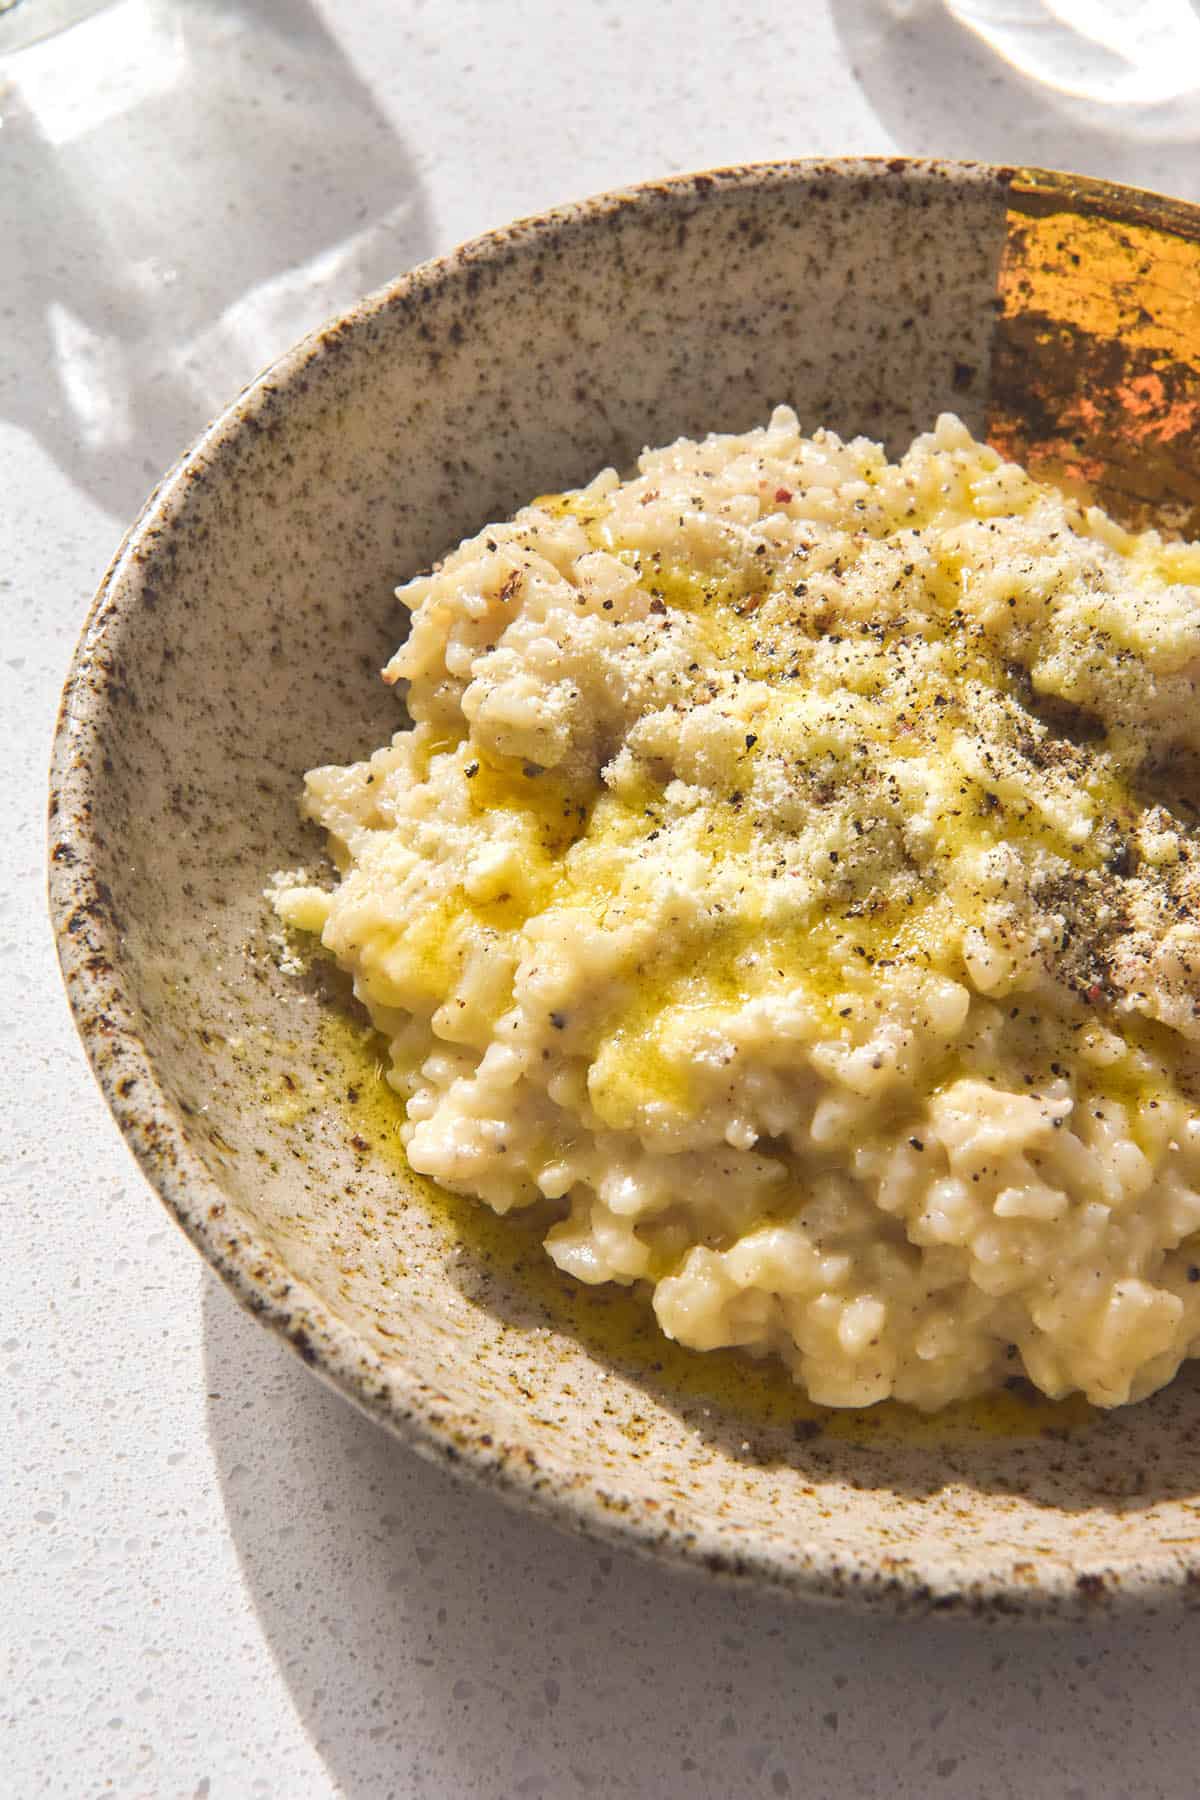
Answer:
[989, 168, 1200, 538]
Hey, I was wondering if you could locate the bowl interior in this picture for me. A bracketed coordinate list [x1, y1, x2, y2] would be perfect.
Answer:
[52, 160, 1200, 1617]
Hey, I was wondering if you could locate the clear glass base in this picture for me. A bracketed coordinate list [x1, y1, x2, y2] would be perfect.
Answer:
[0, 0, 114, 56]
[944, 0, 1200, 106]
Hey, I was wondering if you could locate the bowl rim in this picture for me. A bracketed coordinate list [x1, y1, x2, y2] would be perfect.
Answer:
[48, 154, 1200, 1623]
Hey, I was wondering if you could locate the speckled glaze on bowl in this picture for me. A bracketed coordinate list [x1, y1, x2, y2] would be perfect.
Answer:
[50, 160, 1200, 1621]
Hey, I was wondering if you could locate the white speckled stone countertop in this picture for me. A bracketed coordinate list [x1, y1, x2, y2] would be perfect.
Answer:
[8, 1, 1200, 1793]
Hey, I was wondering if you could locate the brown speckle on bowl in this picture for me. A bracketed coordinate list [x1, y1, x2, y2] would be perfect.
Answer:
[48, 158, 1200, 1621]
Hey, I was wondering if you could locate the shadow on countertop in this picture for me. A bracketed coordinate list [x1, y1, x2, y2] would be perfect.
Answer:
[204, 1272, 1200, 1800]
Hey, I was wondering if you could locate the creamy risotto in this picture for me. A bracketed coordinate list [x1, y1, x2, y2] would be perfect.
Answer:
[273, 410, 1200, 1411]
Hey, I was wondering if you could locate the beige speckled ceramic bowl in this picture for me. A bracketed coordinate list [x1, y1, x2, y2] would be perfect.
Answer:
[51, 160, 1200, 1621]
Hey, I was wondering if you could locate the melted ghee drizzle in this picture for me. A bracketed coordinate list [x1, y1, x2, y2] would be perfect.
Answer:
[310, 1002, 1098, 1448]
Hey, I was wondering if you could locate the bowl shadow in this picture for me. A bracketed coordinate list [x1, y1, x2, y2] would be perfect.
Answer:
[202, 1268, 1200, 1799]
